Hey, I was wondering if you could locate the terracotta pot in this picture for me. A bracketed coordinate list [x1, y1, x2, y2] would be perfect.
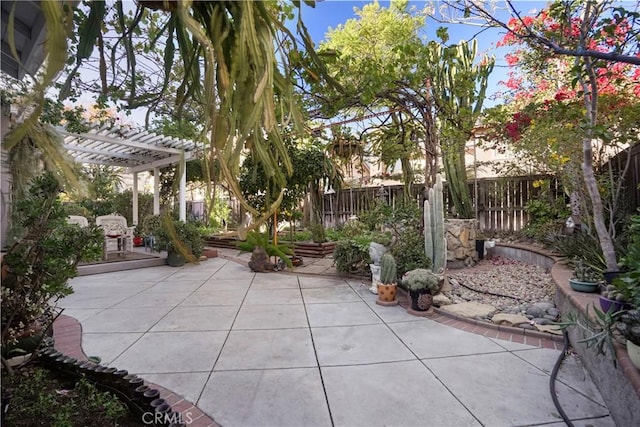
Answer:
[626, 340, 640, 370]
[376, 283, 397, 302]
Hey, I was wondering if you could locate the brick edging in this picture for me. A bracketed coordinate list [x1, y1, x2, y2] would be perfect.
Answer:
[52, 314, 220, 427]
[395, 288, 565, 350]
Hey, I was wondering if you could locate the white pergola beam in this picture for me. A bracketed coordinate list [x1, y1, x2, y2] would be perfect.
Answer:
[127, 150, 197, 174]
[56, 127, 183, 155]
[63, 144, 150, 162]
[75, 158, 131, 168]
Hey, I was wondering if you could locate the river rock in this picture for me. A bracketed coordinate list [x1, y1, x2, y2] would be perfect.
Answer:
[531, 317, 551, 325]
[547, 308, 560, 318]
[532, 301, 555, 311]
[526, 305, 547, 318]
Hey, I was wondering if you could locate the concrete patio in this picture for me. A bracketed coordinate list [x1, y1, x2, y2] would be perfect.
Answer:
[60, 256, 614, 427]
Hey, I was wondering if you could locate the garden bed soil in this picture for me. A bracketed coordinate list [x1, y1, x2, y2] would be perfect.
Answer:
[2, 364, 143, 426]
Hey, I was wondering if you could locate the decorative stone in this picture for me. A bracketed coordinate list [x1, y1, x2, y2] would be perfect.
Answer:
[432, 293, 452, 306]
[439, 301, 498, 318]
[532, 301, 555, 311]
[547, 308, 560, 318]
[531, 317, 551, 325]
[526, 305, 546, 318]
[491, 313, 530, 326]
[519, 322, 535, 330]
[543, 314, 558, 321]
[248, 247, 275, 272]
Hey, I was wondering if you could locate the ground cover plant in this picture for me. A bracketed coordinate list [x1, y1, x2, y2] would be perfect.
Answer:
[2, 364, 142, 426]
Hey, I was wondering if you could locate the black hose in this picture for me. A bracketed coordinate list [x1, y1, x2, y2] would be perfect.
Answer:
[550, 330, 574, 427]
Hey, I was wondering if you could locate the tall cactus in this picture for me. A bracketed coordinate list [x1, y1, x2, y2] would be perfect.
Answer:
[424, 174, 446, 273]
[380, 253, 397, 284]
[429, 39, 494, 219]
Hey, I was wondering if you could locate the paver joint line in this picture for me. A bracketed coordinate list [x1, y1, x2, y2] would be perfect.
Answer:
[51, 314, 220, 427]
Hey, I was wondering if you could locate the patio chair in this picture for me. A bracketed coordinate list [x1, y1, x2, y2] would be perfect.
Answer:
[67, 215, 89, 227]
[95, 214, 135, 259]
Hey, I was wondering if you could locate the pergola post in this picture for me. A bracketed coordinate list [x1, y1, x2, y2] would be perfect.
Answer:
[179, 154, 186, 221]
[132, 172, 139, 225]
[153, 167, 160, 215]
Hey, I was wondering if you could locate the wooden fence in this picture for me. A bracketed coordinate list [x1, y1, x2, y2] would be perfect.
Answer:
[607, 143, 640, 215]
[322, 175, 560, 233]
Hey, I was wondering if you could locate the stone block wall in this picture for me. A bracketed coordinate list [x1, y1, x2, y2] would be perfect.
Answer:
[445, 219, 477, 268]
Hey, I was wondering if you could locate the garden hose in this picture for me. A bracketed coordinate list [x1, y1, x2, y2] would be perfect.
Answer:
[455, 278, 575, 426]
[455, 279, 523, 301]
[550, 330, 574, 427]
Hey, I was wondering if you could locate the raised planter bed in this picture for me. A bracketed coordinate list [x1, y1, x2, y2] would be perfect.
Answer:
[204, 236, 336, 258]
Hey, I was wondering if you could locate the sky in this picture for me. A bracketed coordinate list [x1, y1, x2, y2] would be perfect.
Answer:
[296, 0, 549, 107]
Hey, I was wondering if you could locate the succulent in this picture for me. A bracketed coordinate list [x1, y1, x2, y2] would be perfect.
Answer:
[616, 310, 640, 346]
[572, 259, 601, 283]
[404, 268, 440, 294]
[380, 253, 397, 285]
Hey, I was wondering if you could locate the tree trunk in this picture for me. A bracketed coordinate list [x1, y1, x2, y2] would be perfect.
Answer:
[580, 60, 618, 271]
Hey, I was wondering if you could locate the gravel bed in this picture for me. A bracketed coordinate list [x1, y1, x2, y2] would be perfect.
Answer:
[446, 256, 556, 313]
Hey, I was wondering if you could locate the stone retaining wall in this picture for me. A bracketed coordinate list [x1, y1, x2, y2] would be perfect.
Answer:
[445, 219, 477, 268]
[488, 242, 557, 270]
[552, 262, 640, 427]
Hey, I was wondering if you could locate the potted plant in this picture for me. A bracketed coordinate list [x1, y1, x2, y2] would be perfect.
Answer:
[376, 253, 398, 306]
[404, 268, 441, 313]
[237, 231, 294, 272]
[616, 309, 640, 368]
[569, 259, 601, 293]
[616, 309, 640, 369]
[132, 225, 144, 247]
[151, 216, 204, 267]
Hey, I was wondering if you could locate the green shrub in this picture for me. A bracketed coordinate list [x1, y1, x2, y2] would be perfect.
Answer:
[333, 231, 391, 275]
[1, 172, 104, 346]
[391, 229, 431, 278]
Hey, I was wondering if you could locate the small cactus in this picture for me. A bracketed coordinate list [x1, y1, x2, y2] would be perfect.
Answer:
[380, 253, 397, 285]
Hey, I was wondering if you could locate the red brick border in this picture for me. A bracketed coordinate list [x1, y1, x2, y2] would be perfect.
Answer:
[52, 314, 220, 427]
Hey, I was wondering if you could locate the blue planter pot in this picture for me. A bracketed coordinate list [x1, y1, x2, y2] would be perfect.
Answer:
[569, 278, 599, 293]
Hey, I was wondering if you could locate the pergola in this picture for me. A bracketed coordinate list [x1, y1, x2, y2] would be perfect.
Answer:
[56, 124, 201, 225]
